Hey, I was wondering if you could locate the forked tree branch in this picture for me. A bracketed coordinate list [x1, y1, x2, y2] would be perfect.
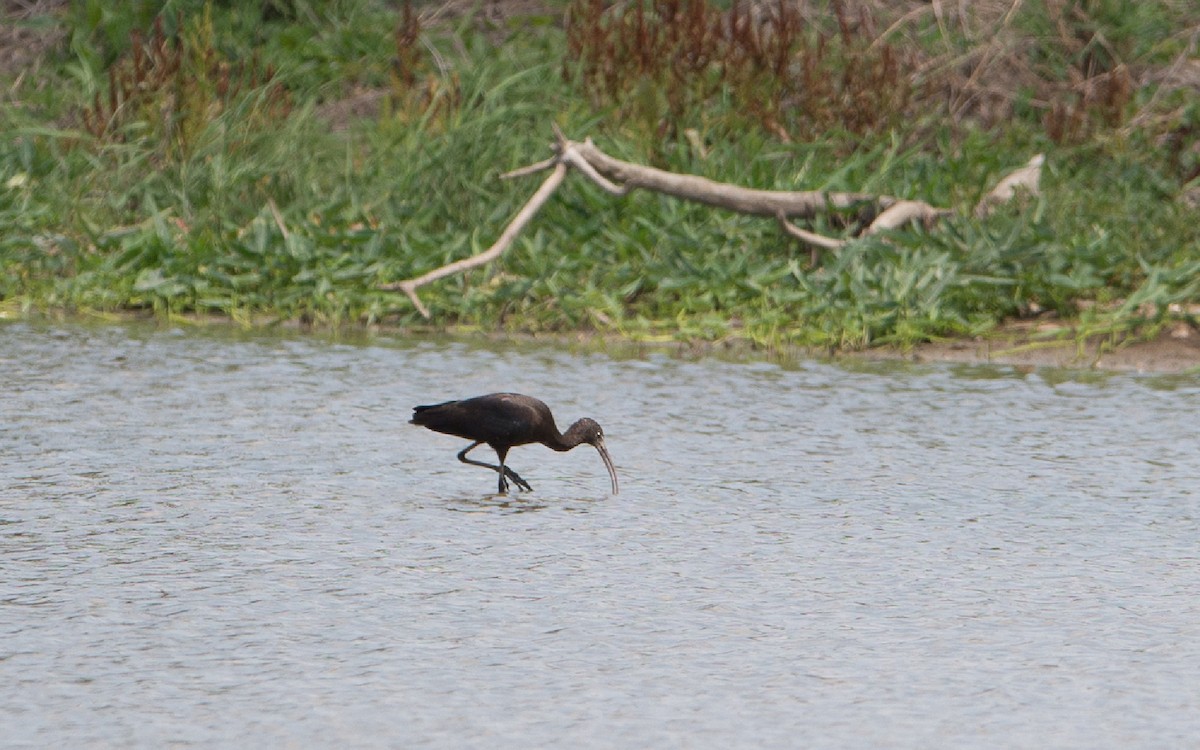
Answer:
[382, 131, 1042, 317]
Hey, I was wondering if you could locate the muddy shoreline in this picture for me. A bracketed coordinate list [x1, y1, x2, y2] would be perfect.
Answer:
[6, 310, 1199, 374]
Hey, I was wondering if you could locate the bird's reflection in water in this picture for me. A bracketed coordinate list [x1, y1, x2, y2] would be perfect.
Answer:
[443, 490, 607, 515]
[446, 494, 549, 514]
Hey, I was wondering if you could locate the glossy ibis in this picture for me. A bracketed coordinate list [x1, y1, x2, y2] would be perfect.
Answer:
[410, 393, 619, 495]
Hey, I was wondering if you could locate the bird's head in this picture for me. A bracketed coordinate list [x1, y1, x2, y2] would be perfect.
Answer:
[566, 418, 619, 495]
[568, 418, 604, 445]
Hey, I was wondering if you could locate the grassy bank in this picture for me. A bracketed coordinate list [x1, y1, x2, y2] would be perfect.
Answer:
[2, 0, 1198, 349]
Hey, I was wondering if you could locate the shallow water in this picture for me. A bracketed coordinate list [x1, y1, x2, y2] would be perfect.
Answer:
[3, 320, 1199, 748]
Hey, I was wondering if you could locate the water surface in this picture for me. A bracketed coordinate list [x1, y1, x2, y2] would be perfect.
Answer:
[3, 321, 1199, 748]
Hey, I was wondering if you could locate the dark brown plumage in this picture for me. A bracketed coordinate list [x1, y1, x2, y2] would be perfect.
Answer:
[410, 392, 619, 495]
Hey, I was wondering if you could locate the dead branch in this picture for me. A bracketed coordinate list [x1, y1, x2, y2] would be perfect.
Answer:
[570, 138, 888, 217]
[974, 153, 1044, 217]
[378, 160, 568, 317]
[864, 200, 954, 235]
[382, 132, 1043, 317]
[775, 211, 846, 267]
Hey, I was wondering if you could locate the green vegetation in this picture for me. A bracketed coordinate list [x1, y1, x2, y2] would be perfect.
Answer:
[2, 0, 1198, 348]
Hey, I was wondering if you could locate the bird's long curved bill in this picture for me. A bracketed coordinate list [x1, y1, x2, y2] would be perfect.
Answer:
[595, 438, 619, 495]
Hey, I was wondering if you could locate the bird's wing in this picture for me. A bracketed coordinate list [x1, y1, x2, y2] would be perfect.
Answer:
[474, 394, 546, 443]
[411, 393, 545, 444]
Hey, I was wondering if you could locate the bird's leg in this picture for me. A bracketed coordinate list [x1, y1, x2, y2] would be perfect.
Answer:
[457, 442, 533, 493]
[495, 453, 508, 494]
[457, 441, 501, 482]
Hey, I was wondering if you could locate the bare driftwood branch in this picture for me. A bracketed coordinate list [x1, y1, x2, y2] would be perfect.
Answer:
[561, 146, 628, 195]
[776, 211, 845, 267]
[378, 161, 568, 317]
[864, 200, 954, 235]
[571, 138, 887, 217]
[975, 153, 1044, 217]
[382, 132, 1043, 317]
[499, 156, 557, 180]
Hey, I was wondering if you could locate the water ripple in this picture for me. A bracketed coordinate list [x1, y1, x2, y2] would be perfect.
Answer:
[2, 320, 1199, 748]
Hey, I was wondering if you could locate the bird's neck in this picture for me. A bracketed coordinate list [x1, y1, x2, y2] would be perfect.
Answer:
[547, 421, 588, 451]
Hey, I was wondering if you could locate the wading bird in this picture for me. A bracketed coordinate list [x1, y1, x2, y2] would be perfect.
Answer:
[410, 393, 619, 495]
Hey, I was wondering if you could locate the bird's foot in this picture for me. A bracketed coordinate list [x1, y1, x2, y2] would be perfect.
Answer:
[505, 467, 532, 492]
[496, 465, 532, 494]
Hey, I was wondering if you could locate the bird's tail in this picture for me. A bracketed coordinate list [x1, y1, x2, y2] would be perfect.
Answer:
[410, 401, 452, 426]
[410, 405, 431, 425]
